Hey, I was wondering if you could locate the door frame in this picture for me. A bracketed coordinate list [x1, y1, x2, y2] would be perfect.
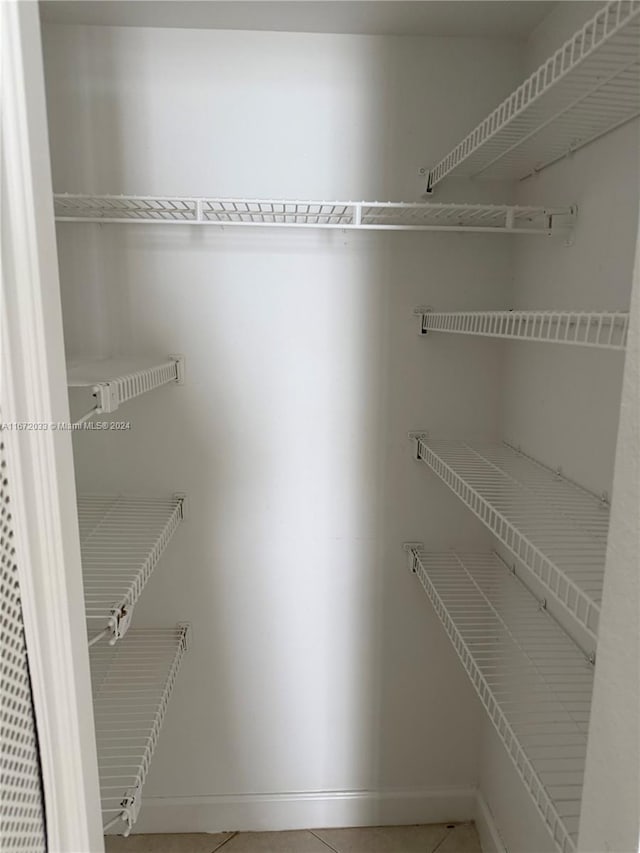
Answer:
[1, 2, 104, 850]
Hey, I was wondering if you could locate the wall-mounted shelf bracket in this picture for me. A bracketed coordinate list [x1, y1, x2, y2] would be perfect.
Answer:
[120, 785, 142, 836]
[174, 492, 188, 520]
[93, 380, 120, 414]
[413, 306, 431, 335]
[408, 432, 427, 461]
[424, 172, 434, 195]
[178, 622, 192, 651]
[403, 542, 424, 573]
[109, 604, 133, 645]
[169, 354, 186, 384]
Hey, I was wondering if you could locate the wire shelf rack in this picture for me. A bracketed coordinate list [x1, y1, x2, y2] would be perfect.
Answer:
[67, 355, 185, 425]
[410, 437, 609, 644]
[415, 309, 630, 350]
[53, 195, 576, 235]
[79, 495, 185, 646]
[403, 547, 593, 853]
[427, 0, 640, 186]
[91, 627, 189, 835]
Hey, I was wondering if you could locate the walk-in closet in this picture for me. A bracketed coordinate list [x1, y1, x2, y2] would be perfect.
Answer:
[2, 2, 639, 852]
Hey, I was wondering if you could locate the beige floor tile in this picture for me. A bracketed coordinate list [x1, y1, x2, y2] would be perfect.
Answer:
[104, 832, 232, 853]
[312, 824, 450, 853]
[220, 830, 333, 853]
[103, 823, 482, 853]
[436, 823, 482, 853]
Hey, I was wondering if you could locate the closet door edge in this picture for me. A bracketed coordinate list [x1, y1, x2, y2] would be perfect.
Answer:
[1, 3, 104, 851]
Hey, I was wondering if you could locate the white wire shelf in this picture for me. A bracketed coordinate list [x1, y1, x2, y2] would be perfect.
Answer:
[67, 355, 185, 425]
[427, 0, 640, 187]
[415, 308, 630, 350]
[91, 626, 189, 835]
[53, 195, 576, 235]
[79, 495, 185, 646]
[403, 547, 593, 853]
[409, 437, 610, 645]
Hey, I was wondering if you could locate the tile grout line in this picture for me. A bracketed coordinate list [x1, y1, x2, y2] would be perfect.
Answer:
[309, 829, 341, 853]
[211, 831, 239, 852]
[430, 824, 456, 853]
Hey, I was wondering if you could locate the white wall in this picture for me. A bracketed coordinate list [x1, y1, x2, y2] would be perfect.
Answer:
[503, 120, 638, 499]
[43, 23, 524, 832]
[577, 226, 640, 853]
[476, 2, 640, 849]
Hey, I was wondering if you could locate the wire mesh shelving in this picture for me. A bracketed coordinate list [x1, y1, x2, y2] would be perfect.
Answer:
[427, 0, 640, 187]
[92, 626, 189, 835]
[53, 195, 576, 235]
[79, 495, 185, 646]
[415, 309, 630, 349]
[67, 355, 185, 426]
[409, 437, 610, 644]
[403, 547, 593, 853]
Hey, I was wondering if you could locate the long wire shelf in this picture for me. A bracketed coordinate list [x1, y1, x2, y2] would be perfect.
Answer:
[415, 308, 630, 350]
[92, 626, 189, 835]
[53, 195, 576, 235]
[403, 547, 593, 853]
[79, 495, 185, 647]
[67, 355, 185, 426]
[427, 0, 640, 187]
[409, 437, 609, 645]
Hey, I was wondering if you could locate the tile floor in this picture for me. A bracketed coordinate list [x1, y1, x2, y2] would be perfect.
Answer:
[105, 822, 482, 852]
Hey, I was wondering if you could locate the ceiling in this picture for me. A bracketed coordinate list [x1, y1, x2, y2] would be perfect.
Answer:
[40, 1, 558, 38]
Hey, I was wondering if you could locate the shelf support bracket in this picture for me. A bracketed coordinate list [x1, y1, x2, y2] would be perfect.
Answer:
[178, 622, 192, 651]
[402, 542, 423, 574]
[169, 353, 186, 385]
[413, 306, 431, 335]
[120, 785, 142, 836]
[408, 431, 427, 461]
[174, 492, 188, 520]
[425, 171, 434, 194]
[93, 380, 119, 414]
[108, 603, 133, 645]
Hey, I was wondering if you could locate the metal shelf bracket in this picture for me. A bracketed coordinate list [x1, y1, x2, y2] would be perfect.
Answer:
[408, 432, 427, 461]
[174, 492, 188, 520]
[413, 306, 431, 335]
[121, 785, 142, 836]
[178, 622, 192, 651]
[93, 380, 120, 414]
[109, 604, 133, 645]
[402, 542, 424, 573]
[169, 353, 186, 384]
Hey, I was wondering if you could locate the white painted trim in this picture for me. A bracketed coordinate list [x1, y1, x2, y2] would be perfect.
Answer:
[577, 182, 640, 853]
[475, 791, 508, 853]
[129, 787, 476, 835]
[0, 3, 103, 851]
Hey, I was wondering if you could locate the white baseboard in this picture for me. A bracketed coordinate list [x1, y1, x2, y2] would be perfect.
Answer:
[475, 791, 507, 853]
[129, 787, 476, 835]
